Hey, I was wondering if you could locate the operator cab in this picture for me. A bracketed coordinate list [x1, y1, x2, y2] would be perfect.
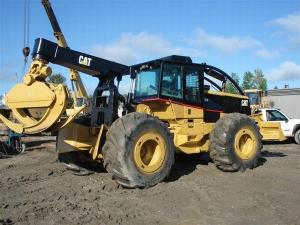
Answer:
[131, 55, 204, 106]
[244, 89, 262, 106]
[130, 55, 250, 122]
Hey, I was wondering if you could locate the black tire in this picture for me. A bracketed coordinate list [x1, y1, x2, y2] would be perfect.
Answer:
[102, 112, 175, 188]
[209, 113, 262, 172]
[294, 129, 300, 145]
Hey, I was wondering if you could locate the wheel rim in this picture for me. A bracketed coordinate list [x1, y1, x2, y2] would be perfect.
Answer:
[133, 132, 166, 174]
[234, 127, 257, 160]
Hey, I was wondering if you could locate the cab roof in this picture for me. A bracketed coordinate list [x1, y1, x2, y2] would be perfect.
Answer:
[131, 55, 193, 69]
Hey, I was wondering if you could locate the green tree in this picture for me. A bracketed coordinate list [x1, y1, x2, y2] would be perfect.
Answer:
[253, 69, 267, 91]
[47, 73, 66, 84]
[274, 86, 278, 89]
[225, 73, 240, 94]
[242, 71, 255, 90]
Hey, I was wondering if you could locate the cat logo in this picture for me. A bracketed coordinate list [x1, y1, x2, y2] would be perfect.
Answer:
[79, 55, 92, 67]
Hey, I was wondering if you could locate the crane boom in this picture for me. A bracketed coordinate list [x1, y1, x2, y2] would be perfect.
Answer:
[33, 38, 129, 77]
[41, 0, 67, 47]
[41, 0, 88, 100]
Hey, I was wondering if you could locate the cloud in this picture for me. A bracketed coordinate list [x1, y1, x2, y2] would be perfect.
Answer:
[255, 49, 279, 59]
[90, 32, 203, 65]
[267, 61, 300, 82]
[269, 12, 300, 47]
[272, 12, 300, 33]
[90, 29, 279, 65]
[191, 28, 262, 54]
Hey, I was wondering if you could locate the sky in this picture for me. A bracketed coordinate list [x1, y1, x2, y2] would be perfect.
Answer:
[0, 0, 299, 94]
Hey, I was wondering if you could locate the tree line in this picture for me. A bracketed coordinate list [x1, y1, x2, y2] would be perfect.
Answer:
[226, 69, 267, 94]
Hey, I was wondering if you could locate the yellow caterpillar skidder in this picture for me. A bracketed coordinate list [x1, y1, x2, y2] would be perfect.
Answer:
[0, 0, 262, 188]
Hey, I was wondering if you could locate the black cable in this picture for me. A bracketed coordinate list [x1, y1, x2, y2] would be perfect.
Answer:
[22, 0, 31, 74]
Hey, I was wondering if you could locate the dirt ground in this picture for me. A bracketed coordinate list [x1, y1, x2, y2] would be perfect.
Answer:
[0, 137, 299, 225]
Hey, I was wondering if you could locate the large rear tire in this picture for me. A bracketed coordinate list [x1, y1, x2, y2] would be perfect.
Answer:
[209, 113, 262, 171]
[103, 112, 175, 188]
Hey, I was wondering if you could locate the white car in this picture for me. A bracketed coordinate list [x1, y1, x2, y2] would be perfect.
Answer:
[258, 108, 300, 144]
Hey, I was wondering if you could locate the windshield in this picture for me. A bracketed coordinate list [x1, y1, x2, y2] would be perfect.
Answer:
[246, 93, 260, 105]
[266, 110, 288, 121]
[134, 68, 160, 98]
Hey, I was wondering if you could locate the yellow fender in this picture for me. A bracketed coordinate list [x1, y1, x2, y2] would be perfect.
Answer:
[251, 113, 287, 141]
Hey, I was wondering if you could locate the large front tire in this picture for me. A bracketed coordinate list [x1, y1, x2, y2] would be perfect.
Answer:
[103, 112, 175, 188]
[209, 113, 262, 171]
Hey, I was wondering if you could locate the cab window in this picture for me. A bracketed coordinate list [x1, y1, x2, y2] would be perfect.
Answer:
[266, 110, 288, 121]
[247, 93, 260, 105]
[185, 69, 200, 103]
[134, 68, 160, 98]
[161, 64, 182, 99]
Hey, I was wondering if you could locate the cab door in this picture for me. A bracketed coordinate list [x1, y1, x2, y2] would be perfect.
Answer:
[265, 109, 291, 137]
[183, 66, 203, 107]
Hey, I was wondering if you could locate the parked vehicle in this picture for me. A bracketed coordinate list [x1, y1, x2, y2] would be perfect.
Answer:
[251, 108, 300, 144]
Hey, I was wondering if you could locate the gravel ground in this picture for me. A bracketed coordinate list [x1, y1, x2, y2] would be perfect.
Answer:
[0, 137, 299, 225]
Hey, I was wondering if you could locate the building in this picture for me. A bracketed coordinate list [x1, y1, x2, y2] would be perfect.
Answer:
[263, 88, 300, 118]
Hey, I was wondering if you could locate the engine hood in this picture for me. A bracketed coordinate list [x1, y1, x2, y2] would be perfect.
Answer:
[288, 119, 300, 125]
